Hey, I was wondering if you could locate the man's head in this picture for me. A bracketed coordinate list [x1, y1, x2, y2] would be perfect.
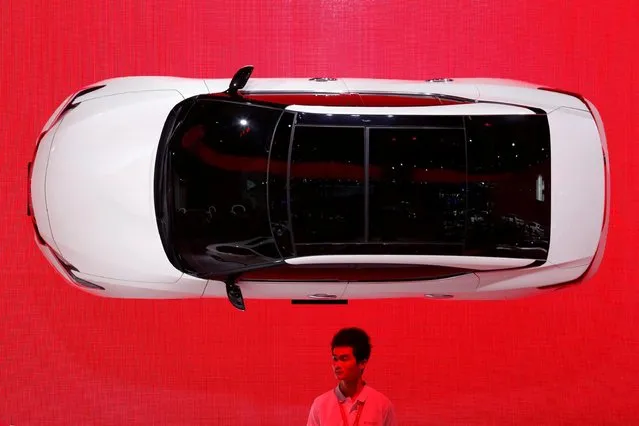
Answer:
[331, 327, 372, 382]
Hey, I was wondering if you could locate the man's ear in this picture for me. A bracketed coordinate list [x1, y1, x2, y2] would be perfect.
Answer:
[359, 359, 368, 373]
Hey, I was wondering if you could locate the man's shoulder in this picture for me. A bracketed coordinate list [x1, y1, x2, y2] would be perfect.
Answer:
[363, 385, 393, 406]
[311, 388, 336, 405]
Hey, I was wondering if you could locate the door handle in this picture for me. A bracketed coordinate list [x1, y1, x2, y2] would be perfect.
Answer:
[308, 293, 337, 299]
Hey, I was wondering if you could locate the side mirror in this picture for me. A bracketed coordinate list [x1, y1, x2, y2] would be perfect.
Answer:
[226, 65, 254, 95]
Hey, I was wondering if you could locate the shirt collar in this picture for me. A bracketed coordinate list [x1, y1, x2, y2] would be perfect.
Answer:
[334, 382, 368, 403]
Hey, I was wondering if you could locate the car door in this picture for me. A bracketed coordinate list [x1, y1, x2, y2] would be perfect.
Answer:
[204, 76, 350, 97]
[342, 272, 480, 299]
[202, 109, 358, 301]
[201, 266, 348, 300]
[342, 78, 480, 102]
[236, 281, 347, 300]
[236, 264, 348, 300]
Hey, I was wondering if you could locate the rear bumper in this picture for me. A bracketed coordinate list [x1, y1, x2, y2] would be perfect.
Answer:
[537, 94, 609, 290]
[578, 99, 610, 281]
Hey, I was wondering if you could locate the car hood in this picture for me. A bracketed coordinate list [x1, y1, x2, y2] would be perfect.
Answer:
[45, 90, 185, 283]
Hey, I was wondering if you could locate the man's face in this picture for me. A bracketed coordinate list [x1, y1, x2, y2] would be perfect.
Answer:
[332, 346, 366, 382]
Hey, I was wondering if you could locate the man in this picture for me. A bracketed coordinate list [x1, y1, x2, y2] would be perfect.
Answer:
[307, 327, 397, 426]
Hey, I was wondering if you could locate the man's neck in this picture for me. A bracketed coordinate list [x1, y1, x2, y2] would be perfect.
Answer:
[339, 378, 365, 399]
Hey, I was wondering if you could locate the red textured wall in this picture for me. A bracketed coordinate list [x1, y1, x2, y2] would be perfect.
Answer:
[2, 1, 638, 424]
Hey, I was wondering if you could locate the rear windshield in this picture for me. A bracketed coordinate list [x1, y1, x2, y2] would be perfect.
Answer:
[464, 115, 551, 258]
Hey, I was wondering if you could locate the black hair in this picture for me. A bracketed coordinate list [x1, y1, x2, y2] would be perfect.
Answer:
[331, 327, 372, 363]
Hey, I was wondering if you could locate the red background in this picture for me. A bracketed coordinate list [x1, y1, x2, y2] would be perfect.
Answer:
[2, 1, 638, 424]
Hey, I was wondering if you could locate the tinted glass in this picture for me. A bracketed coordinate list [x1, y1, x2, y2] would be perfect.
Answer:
[240, 263, 471, 282]
[169, 99, 284, 275]
[464, 115, 551, 258]
[161, 102, 552, 278]
[267, 112, 295, 257]
[289, 126, 366, 246]
[295, 112, 463, 128]
[368, 128, 467, 246]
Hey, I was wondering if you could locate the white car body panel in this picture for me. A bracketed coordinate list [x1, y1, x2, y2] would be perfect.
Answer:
[206, 77, 350, 94]
[452, 78, 539, 88]
[35, 236, 207, 299]
[71, 271, 207, 299]
[341, 78, 480, 100]
[342, 273, 480, 299]
[545, 107, 605, 267]
[90, 76, 209, 100]
[30, 121, 61, 249]
[205, 279, 349, 300]
[286, 102, 533, 116]
[285, 255, 533, 270]
[474, 83, 589, 112]
[45, 90, 185, 284]
[28, 73, 609, 304]
[42, 93, 75, 132]
[580, 99, 610, 282]
[453, 77, 589, 111]
[476, 262, 589, 292]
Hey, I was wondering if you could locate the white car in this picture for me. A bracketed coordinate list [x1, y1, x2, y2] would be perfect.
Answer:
[28, 66, 609, 310]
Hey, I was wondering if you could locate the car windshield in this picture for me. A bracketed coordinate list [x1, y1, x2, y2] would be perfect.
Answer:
[157, 98, 285, 277]
[156, 97, 551, 278]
